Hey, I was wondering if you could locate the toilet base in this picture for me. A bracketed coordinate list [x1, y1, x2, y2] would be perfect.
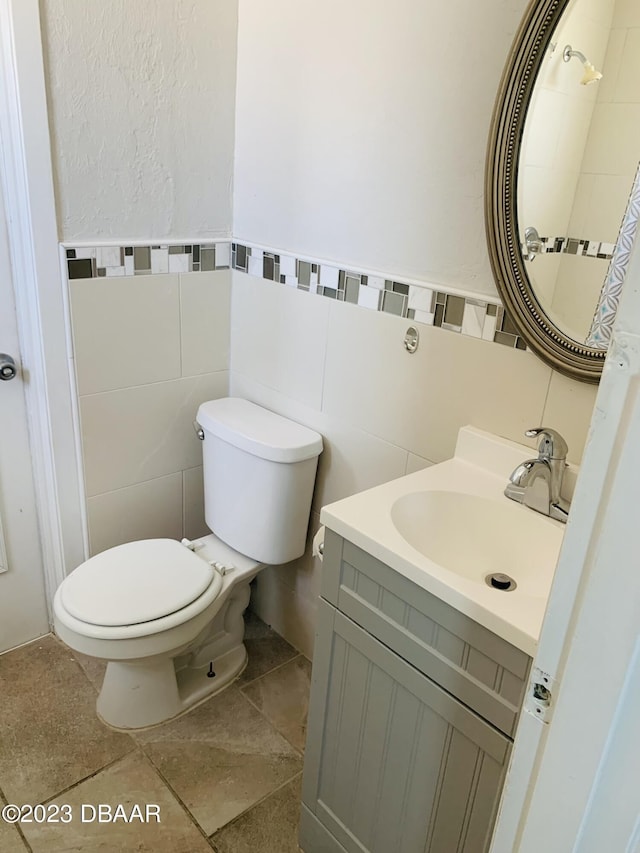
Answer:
[95, 579, 253, 730]
[97, 643, 247, 731]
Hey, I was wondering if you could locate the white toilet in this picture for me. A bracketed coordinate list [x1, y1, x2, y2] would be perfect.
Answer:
[53, 397, 323, 730]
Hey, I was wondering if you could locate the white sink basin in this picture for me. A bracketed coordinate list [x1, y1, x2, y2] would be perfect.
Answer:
[320, 426, 571, 654]
[391, 490, 564, 597]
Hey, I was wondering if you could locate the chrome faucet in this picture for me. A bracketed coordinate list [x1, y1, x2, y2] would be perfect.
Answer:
[505, 428, 570, 523]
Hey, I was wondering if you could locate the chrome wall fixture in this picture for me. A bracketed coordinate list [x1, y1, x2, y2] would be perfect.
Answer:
[523, 226, 543, 262]
[563, 44, 603, 85]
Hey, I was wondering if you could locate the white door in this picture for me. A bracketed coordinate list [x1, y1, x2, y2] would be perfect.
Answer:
[0, 178, 49, 653]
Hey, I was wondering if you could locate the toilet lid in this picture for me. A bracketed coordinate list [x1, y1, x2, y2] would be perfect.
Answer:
[61, 539, 215, 627]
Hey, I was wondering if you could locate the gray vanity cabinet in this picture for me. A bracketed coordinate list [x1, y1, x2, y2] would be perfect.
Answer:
[300, 531, 532, 853]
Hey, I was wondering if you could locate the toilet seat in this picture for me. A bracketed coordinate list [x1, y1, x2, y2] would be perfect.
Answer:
[54, 539, 224, 641]
[61, 539, 215, 627]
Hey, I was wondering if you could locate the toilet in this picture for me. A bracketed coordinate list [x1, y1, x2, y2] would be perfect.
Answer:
[53, 397, 323, 730]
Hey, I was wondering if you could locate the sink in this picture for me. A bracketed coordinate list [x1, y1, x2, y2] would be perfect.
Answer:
[390, 490, 564, 597]
[320, 426, 572, 653]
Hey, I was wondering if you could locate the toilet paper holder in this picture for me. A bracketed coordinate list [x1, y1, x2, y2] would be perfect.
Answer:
[312, 526, 325, 561]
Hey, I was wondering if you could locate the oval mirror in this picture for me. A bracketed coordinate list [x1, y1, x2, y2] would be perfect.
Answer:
[486, 0, 640, 383]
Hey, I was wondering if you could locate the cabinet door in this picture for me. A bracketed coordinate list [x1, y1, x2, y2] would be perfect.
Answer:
[301, 601, 511, 853]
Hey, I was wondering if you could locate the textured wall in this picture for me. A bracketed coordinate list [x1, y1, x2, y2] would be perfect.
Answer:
[233, 0, 531, 297]
[40, 0, 237, 241]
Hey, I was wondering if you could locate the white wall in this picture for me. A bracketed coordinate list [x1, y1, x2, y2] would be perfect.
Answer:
[230, 271, 598, 656]
[233, 0, 531, 297]
[40, 0, 238, 242]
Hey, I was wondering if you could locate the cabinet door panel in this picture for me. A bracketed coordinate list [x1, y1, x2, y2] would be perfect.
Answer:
[302, 601, 511, 853]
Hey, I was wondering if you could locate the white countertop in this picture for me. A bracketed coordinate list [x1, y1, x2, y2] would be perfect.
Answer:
[320, 426, 568, 656]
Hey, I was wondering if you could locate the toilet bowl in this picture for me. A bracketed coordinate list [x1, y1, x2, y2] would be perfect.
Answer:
[53, 398, 322, 730]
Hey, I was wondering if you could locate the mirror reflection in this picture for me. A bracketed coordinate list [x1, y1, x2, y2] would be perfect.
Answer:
[518, 0, 640, 348]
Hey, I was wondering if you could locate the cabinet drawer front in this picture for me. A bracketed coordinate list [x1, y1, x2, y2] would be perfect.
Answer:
[302, 601, 511, 853]
[321, 531, 530, 736]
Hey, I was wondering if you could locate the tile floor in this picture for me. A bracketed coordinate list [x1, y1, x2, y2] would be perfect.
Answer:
[0, 611, 311, 852]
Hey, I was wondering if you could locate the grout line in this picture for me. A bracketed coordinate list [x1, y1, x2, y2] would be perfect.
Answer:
[0, 787, 34, 853]
[208, 771, 304, 843]
[78, 368, 229, 400]
[240, 686, 306, 758]
[238, 649, 301, 689]
[136, 747, 216, 849]
[540, 369, 554, 425]
[38, 749, 138, 807]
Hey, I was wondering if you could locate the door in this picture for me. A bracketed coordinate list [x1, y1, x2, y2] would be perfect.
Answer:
[301, 601, 511, 853]
[0, 177, 49, 652]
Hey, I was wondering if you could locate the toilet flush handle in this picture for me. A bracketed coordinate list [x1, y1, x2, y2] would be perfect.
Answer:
[193, 420, 204, 440]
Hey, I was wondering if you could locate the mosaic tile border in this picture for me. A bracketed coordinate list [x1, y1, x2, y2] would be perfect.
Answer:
[65, 242, 232, 279]
[62, 239, 527, 351]
[529, 235, 615, 260]
[231, 243, 527, 351]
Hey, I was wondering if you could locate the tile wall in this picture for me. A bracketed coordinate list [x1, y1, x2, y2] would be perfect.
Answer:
[65, 240, 599, 658]
[228, 270, 599, 656]
[67, 245, 232, 555]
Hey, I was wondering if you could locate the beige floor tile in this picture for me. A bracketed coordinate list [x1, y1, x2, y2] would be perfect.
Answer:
[239, 610, 298, 685]
[70, 650, 108, 692]
[0, 636, 134, 804]
[0, 798, 28, 852]
[211, 774, 303, 853]
[21, 751, 213, 852]
[241, 656, 312, 752]
[138, 687, 302, 835]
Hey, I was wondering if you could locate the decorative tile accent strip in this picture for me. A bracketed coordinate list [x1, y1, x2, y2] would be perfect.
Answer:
[231, 243, 527, 351]
[526, 235, 615, 260]
[62, 238, 526, 352]
[65, 242, 232, 280]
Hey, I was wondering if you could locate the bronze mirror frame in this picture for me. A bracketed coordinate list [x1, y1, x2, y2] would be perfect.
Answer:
[486, 0, 606, 383]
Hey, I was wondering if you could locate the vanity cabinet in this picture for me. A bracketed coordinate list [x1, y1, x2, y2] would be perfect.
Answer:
[300, 531, 532, 853]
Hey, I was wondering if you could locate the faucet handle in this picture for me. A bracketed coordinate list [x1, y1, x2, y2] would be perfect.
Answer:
[525, 427, 568, 461]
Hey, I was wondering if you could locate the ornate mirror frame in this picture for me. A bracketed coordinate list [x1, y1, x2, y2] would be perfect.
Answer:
[486, 0, 606, 383]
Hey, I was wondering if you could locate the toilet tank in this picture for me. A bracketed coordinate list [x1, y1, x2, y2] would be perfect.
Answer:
[196, 398, 323, 564]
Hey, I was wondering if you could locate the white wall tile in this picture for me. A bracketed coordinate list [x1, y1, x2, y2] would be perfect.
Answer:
[462, 303, 485, 338]
[169, 253, 191, 273]
[482, 313, 497, 341]
[542, 371, 599, 464]
[251, 567, 317, 659]
[80, 371, 228, 496]
[180, 270, 231, 376]
[87, 473, 183, 556]
[230, 372, 409, 512]
[215, 242, 231, 268]
[183, 466, 209, 541]
[272, 511, 323, 604]
[408, 286, 433, 312]
[612, 0, 640, 28]
[357, 285, 380, 310]
[319, 265, 339, 288]
[581, 103, 640, 178]
[322, 301, 553, 463]
[70, 274, 181, 395]
[96, 246, 122, 268]
[405, 454, 434, 475]
[230, 272, 329, 409]
[151, 248, 169, 274]
[279, 254, 296, 276]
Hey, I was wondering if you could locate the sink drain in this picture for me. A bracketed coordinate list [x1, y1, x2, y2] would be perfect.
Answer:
[485, 573, 517, 592]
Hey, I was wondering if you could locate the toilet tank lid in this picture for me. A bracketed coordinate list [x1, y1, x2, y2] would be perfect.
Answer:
[197, 398, 323, 463]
